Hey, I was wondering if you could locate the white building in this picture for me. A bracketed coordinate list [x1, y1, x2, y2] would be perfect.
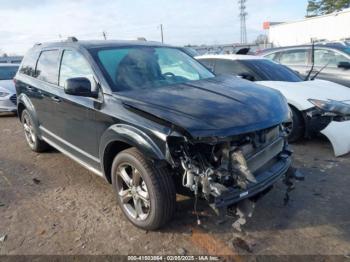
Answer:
[268, 8, 350, 47]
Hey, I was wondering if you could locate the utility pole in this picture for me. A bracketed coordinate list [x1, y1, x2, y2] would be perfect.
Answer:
[102, 31, 107, 40]
[160, 24, 164, 43]
[238, 0, 248, 44]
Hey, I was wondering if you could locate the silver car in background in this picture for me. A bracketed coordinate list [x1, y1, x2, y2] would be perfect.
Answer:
[0, 64, 19, 113]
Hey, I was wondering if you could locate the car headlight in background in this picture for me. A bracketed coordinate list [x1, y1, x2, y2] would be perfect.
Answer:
[308, 98, 350, 116]
[0, 91, 10, 97]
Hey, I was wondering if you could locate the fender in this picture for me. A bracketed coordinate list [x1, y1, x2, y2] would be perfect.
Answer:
[17, 93, 42, 137]
[99, 123, 166, 166]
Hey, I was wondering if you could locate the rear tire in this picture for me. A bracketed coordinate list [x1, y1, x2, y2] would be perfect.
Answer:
[286, 106, 304, 143]
[111, 147, 176, 230]
[21, 109, 49, 152]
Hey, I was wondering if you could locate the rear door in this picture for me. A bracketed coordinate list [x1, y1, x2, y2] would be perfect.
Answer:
[18, 49, 61, 132]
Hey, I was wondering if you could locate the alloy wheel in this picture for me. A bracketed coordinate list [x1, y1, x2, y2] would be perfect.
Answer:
[23, 114, 36, 148]
[116, 163, 150, 221]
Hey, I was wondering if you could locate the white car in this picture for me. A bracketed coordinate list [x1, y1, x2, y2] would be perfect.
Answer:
[196, 54, 350, 156]
[0, 64, 19, 113]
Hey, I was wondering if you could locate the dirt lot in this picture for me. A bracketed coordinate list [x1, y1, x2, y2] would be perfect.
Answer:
[0, 114, 349, 257]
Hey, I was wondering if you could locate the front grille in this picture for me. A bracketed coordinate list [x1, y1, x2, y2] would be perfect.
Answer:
[9, 94, 17, 105]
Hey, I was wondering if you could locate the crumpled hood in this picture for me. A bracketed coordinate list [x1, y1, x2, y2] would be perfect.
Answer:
[117, 75, 289, 138]
[0, 80, 15, 93]
[257, 79, 350, 111]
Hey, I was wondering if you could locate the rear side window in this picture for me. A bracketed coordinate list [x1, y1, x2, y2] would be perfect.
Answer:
[314, 49, 350, 67]
[279, 50, 308, 65]
[215, 60, 258, 79]
[59, 50, 94, 87]
[19, 51, 39, 77]
[35, 50, 60, 84]
[264, 53, 277, 61]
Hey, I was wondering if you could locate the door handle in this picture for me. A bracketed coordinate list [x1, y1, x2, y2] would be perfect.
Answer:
[51, 96, 61, 103]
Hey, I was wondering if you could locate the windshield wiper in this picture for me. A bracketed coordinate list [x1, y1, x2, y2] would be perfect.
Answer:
[310, 61, 330, 80]
[305, 41, 315, 81]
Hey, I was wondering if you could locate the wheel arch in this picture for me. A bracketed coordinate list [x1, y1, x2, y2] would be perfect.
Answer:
[99, 124, 166, 183]
[16, 94, 42, 138]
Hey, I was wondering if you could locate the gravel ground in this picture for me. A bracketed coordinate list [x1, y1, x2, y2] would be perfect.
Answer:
[0, 114, 349, 257]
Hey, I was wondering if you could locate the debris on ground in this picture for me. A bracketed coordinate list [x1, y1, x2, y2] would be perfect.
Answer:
[0, 234, 7, 242]
[231, 237, 253, 253]
[177, 247, 187, 255]
[32, 178, 41, 185]
[231, 200, 255, 232]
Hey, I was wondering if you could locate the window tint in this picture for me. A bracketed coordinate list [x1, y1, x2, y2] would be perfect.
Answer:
[242, 59, 302, 82]
[59, 50, 94, 87]
[214, 60, 260, 80]
[35, 50, 60, 84]
[19, 51, 39, 76]
[314, 49, 350, 67]
[93, 47, 214, 91]
[279, 50, 308, 65]
[0, 66, 19, 80]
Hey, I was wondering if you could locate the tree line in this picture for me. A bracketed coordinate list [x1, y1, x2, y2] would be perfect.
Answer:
[307, 0, 350, 17]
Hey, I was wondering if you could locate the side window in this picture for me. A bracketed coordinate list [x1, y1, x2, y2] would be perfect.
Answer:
[215, 60, 235, 74]
[59, 50, 94, 87]
[19, 51, 39, 77]
[314, 49, 350, 67]
[35, 50, 60, 84]
[264, 53, 277, 61]
[199, 59, 215, 72]
[279, 50, 308, 66]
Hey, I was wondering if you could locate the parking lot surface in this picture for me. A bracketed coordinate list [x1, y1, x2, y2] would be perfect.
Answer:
[0, 115, 349, 256]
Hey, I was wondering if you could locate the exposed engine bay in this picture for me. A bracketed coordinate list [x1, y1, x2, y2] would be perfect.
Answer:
[167, 125, 298, 224]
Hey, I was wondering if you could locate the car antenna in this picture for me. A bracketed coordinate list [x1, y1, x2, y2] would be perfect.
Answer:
[311, 61, 330, 80]
[305, 39, 315, 81]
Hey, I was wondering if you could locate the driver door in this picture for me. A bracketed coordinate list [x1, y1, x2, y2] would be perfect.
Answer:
[53, 49, 101, 168]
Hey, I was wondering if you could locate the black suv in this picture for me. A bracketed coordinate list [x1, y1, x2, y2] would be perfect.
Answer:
[15, 38, 293, 230]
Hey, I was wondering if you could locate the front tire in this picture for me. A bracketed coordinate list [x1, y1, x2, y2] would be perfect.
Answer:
[286, 106, 305, 142]
[21, 109, 49, 152]
[111, 148, 176, 230]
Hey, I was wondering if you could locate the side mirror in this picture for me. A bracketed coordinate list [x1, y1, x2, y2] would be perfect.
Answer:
[64, 77, 97, 98]
[238, 73, 255, 81]
[337, 61, 350, 69]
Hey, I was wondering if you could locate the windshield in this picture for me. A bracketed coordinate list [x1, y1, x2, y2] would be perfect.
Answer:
[92, 47, 214, 91]
[242, 59, 302, 82]
[0, 66, 19, 80]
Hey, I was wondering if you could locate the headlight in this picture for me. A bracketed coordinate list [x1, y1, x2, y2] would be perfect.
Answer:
[0, 91, 10, 97]
[308, 98, 350, 116]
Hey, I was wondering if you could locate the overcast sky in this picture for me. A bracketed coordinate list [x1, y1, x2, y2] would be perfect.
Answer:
[0, 0, 307, 55]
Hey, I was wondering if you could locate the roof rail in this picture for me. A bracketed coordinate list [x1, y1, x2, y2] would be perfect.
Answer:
[66, 36, 78, 42]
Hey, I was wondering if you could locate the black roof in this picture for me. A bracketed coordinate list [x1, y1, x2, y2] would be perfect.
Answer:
[32, 39, 172, 50]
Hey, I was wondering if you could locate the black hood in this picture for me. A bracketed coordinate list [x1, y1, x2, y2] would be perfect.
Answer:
[117, 75, 289, 138]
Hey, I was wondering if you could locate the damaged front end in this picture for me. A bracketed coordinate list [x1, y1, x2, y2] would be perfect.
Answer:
[167, 124, 294, 219]
[305, 99, 350, 156]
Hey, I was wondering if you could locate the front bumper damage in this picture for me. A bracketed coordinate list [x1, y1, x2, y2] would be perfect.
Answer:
[167, 125, 296, 223]
[321, 120, 350, 156]
[305, 107, 350, 156]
